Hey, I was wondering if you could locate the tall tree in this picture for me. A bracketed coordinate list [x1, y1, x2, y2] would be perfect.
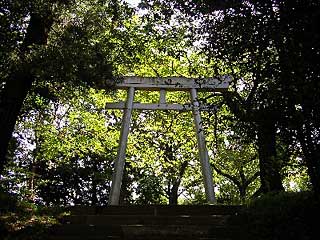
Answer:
[140, 0, 285, 193]
[0, 0, 136, 175]
[0, 0, 57, 174]
[140, 0, 320, 195]
[276, 0, 320, 196]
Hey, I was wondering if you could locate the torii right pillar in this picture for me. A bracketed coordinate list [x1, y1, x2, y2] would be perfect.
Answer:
[190, 88, 216, 204]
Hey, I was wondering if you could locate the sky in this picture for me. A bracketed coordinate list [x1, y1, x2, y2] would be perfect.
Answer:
[125, 0, 141, 7]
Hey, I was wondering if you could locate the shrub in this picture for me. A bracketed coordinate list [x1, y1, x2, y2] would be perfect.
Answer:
[239, 191, 320, 240]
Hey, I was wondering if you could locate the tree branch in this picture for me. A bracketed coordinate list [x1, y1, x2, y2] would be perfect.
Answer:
[212, 163, 241, 189]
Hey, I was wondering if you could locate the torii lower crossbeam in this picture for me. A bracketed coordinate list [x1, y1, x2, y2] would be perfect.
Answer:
[106, 76, 231, 205]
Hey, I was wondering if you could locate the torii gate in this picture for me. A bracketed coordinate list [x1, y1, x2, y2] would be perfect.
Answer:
[106, 76, 231, 205]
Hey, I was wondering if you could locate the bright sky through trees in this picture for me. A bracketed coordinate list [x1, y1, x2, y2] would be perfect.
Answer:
[125, 0, 141, 7]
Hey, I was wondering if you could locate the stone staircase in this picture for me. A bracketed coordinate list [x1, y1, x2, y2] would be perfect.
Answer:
[46, 205, 242, 240]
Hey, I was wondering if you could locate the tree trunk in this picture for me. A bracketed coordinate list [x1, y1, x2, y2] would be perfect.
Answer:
[257, 121, 284, 193]
[0, 12, 53, 175]
[238, 168, 246, 203]
[298, 125, 320, 198]
[91, 158, 98, 206]
[303, 146, 320, 198]
[168, 161, 188, 205]
[0, 70, 34, 174]
[169, 182, 179, 205]
[119, 164, 130, 205]
[278, 0, 320, 197]
[28, 163, 37, 201]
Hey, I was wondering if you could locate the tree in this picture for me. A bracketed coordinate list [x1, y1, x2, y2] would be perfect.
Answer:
[3, 87, 122, 205]
[188, 0, 285, 193]
[0, 0, 136, 175]
[129, 108, 196, 204]
[138, 0, 318, 195]
[196, 0, 320, 195]
[0, 0, 58, 174]
[200, 101, 261, 203]
[276, 0, 320, 197]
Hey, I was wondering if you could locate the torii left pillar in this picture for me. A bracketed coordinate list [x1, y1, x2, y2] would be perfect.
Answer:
[109, 87, 135, 205]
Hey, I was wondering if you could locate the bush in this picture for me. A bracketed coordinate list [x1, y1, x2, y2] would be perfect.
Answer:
[239, 191, 320, 240]
[0, 188, 18, 213]
[0, 188, 66, 240]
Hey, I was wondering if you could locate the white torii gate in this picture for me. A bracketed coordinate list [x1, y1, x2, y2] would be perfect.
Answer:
[106, 76, 231, 205]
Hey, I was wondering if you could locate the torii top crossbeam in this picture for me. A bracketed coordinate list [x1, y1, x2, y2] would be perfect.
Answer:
[113, 76, 231, 91]
[106, 76, 231, 111]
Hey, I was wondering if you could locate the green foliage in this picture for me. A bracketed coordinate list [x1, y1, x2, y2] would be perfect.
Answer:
[127, 92, 200, 204]
[30, 0, 139, 89]
[3, 88, 120, 205]
[140, 0, 320, 195]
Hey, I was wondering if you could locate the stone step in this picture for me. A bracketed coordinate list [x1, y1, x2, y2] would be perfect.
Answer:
[47, 206, 241, 240]
[123, 237, 233, 240]
[48, 224, 239, 238]
[48, 224, 123, 237]
[67, 205, 241, 216]
[122, 225, 239, 239]
[199, 238, 233, 240]
[62, 215, 232, 226]
[48, 237, 120, 240]
[48, 237, 232, 240]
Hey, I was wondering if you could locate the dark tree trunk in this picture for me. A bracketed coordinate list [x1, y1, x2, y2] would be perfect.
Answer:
[169, 182, 179, 205]
[238, 168, 247, 202]
[0, 12, 53, 175]
[238, 186, 246, 203]
[0, 70, 34, 174]
[168, 161, 188, 205]
[223, 92, 283, 194]
[303, 146, 320, 198]
[91, 158, 98, 206]
[119, 164, 130, 205]
[278, 0, 320, 197]
[298, 125, 320, 198]
[257, 120, 284, 193]
[28, 162, 37, 201]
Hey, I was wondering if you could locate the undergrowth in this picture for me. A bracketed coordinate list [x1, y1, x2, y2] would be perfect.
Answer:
[239, 191, 320, 240]
[0, 189, 67, 240]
